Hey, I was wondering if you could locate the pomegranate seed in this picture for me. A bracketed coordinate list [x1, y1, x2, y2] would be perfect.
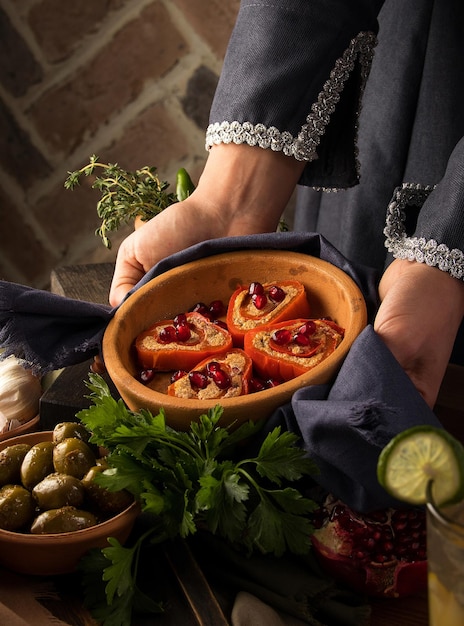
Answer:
[170, 370, 187, 383]
[249, 377, 266, 393]
[248, 281, 264, 296]
[294, 332, 311, 346]
[271, 329, 292, 345]
[173, 313, 188, 327]
[206, 361, 221, 374]
[383, 541, 394, 554]
[208, 299, 224, 318]
[268, 285, 285, 302]
[298, 321, 316, 336]
[190, 302, 211, 318]
[189, 370, 208, 389]
[139, 369, 155, 384]
[209, 367, 231, 390]
[158, 325, 177, 343]
[252, 293, 267, 309]
[373, 554, 390, 564]
[175, 324, 191, 342]
[363, 537, 376, 550]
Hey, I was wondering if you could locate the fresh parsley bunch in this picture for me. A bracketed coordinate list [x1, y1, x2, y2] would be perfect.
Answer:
[77, 374, 318, 625]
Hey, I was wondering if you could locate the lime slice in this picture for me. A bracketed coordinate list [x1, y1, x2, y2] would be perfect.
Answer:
[377, 425, 464, 506]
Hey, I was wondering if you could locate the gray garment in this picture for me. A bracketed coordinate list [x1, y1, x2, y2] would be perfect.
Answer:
[208, 0, 464, 276]
[295, 0, 464, 271]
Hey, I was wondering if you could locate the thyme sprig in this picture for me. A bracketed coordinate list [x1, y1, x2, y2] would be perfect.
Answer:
[64, 155, 193, 248]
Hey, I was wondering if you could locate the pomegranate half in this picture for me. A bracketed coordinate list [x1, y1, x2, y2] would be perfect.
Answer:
[311, 495, 427, 598]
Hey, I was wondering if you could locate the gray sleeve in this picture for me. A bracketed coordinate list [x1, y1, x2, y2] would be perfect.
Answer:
[207, 0, 384, 188]
[384, 136, 464, 280]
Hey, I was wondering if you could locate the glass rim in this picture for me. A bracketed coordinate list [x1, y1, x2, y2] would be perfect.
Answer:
[426, 479, 464, 535]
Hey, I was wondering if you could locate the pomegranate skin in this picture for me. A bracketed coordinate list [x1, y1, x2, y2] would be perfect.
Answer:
[311, 496, 427, 599]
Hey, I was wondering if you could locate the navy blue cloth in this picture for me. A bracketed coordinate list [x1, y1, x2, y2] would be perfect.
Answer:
[264, 325, 442, 511]
[0, 232, 378, 372]
[0, 232, 443, 511]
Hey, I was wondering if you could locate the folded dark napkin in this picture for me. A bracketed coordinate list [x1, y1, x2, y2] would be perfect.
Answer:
[0, 232, 443, 512]
[0, 232, 378, 373]
[258, 324, 443, 512]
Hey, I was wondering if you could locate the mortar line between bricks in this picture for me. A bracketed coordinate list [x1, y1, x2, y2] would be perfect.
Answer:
[161, 0, 230, 71]
[0, 0, 52, 73]
[7, 0, 167, 111]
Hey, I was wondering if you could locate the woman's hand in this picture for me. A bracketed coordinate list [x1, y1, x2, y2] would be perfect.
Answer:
[374, 258, 464, 408]
[109, 198, 217, 307]
[109, 143, 305, 306]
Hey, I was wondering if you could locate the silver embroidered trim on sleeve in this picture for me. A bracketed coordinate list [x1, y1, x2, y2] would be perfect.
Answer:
[205, 31, 376, 166]
[384, 183, 464, 280]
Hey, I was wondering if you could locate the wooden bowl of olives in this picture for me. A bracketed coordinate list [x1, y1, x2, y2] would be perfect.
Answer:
[0, 424, 139, 576]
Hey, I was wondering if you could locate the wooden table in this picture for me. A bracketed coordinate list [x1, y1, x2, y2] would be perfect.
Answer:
[34, 261, 464, 625]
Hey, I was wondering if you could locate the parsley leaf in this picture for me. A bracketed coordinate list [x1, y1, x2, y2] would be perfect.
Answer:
[253, 426, 319, 484]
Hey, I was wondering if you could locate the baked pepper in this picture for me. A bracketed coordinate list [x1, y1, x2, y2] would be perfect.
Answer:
[243, 318, 344, 381]
[226, 280, 311, 346]
[135, 311, 233, 371]
[167, 349, 253, 400]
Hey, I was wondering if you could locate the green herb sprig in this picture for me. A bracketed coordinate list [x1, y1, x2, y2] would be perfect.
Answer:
[64, 156, 195, 249]
[77, 374, 318, 625]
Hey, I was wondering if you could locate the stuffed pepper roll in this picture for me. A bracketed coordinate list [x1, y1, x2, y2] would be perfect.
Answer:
[244, 318, 344, 381]
[135, 312, 233, 371]
[167, 349, 253, 399]
[226, 280, 311, 346]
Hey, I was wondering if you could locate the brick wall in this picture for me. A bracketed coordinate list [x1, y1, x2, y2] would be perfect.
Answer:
[0, 0, 240, 289]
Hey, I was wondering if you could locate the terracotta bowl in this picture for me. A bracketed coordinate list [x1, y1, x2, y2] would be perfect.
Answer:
[103, 250, 367, 430]
[0, 414, 40, 443]
[0, 431, 139, 576]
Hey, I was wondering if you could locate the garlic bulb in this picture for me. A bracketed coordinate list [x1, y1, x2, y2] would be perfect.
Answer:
[0, 356, 42, 433]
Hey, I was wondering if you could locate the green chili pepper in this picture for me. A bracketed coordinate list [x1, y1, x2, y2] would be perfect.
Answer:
[175, 168, 196, 201]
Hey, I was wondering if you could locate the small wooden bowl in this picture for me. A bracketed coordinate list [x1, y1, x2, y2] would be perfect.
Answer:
[0, 431, 139, 576]
[0, 414, 40, 443]
[103, 250, 367, 430]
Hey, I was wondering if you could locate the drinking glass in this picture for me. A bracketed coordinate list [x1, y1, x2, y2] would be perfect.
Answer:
[427, 483, 464, 626]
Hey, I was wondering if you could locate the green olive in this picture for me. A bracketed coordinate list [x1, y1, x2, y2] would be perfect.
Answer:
[32, 472, 85, 510]
[0, 484, 35, 531]
[0, 444, 32, 487]
[53, 438, 96, 479]
[20, 441, 55, 490]
[30, 506, 97, 534]
[53, 421, 91, 445]
[82, 465, 133, 516]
